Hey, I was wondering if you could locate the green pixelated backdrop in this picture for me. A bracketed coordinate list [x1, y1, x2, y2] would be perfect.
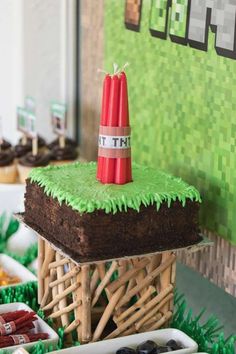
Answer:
[104, 0, 236, 245]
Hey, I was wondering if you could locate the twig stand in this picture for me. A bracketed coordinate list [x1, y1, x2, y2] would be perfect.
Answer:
[38, 239, 176, 343]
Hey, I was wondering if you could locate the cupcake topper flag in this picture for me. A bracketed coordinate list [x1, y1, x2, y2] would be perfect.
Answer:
[97, 63, 132, 184]
[50, 102, 67, 149]
[17, 107, 38, 156]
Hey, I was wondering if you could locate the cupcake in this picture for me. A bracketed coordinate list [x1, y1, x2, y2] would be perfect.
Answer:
[50, 145, 78, 165]
[14, 143, 32, 159]
[18, 152, 51, 183]
[47, 137, 77, 150]
[0, 151, 17, 183]
[0, 139, 12, 151]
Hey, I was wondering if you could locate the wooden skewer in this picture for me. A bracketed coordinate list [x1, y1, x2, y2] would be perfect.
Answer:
[135, 293, 173, 330]
[148, 311, 173, 331]
[93, 285, 126, 342]
[114, 260, 127, 320]
[131, 258, 147, 296]
[82, 265, 91, 343]
[147, 254, 162, 273]
[40, 269, 56, 308]
[42, 282, 80, 311]
[126, 277, 136, 294]
[22, 134, 27, 145]
[59, 135, 66, 149]
[105, 285, 173, 340]
[73, 264, 83, 342]
[32, 136, 38, 156]
[115, 286, 155, 323]
[56, 253, 71, 329]
[116, 254, 175, 308]
[49, 257, 70, 269]
[138, 314, 162, 332]
[92, 261, 118, 307]
[49, 300, 81, 319]
[107, 258, 150, 293]
[120, 325, 136, 337]
[38, 238, 45, 304]
[90, 267, 99, 297]
[64, 319, 81, 334]
[41, 242, 55, 278]
[97, 263, 112, 301]
[160, 252, 173, 316]
[49, 266, 80, 288]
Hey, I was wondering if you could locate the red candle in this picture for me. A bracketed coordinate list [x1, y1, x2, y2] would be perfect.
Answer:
[115, 72, 132, 184]
[97, 75, 111, 180]
[101, 75, 120, 183]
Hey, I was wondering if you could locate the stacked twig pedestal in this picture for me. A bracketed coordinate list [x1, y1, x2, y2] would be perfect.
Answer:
[38, 239, 176, 344]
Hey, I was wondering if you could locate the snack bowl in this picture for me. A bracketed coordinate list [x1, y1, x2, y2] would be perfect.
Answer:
[0, 254, 37, 289]
[50, 328, 198, 354]
[0, 302, 59, 352]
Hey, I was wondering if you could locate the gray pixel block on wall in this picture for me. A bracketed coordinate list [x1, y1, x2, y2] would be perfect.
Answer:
[188, 0, 236, 53]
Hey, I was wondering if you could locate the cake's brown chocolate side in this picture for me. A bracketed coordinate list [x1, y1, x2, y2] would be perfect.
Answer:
[25, 181, 201, 261]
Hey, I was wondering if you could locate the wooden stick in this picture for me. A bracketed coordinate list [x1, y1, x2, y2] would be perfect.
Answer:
[126, 277, 136, 294]
[148, 311, 173, 331]
[138, 314, 162, 332]
[56, 253, 70, 329]
[40, 269, 56, 308]
[114, 260, 127, 320]
[93, 285, 125, 342]
[42, 282, 80, 311]
[107, 258, 150, 293]
[135, 293, 173, 330]
[38, 238, 45, 304]
[64, 319, 81, 334]
[49, 257, 70, 269]
[73, 264, 83, 342]
[82, 265, 91, 343]
[32, 137, 38, 156]
[59, 135, 66, 149]
[92, 261, 118, 307]
[131, 258, 147, 296]
[105, 285, 173, 340]
[97, 263, 112, 301]
[115, 286, 155, 323]
[49, 266, 80, 288]
[116, 254, 175, 308]
[160, 252, 173, 315]
[41, 242, 55, 278]
[41, 274, 51, 309]
[147, 254, 162, 273]
[90, 267, 99, 297]
[22, 134, 27, 145]
[49, 300, 81, 319]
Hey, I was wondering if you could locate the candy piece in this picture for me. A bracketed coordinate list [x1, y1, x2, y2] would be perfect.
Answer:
[137, 340, 157, 354]
[166, 340, 183, 350]
[116, 347, 136, 354]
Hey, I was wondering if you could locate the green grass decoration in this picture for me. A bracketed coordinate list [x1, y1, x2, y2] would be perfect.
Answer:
[0, 213, 38, 269]
[29, 162, 201, 214]
[0, 282, 234, 354]
[0, 213, 19, 252]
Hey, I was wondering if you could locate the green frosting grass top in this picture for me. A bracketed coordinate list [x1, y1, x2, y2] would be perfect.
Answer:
[29, 162, 201, 214]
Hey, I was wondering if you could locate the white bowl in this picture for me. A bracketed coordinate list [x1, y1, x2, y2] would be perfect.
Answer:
[0, 254, 37, 288]
[0, 302, 59, 352]
[50, 328, 198, 354]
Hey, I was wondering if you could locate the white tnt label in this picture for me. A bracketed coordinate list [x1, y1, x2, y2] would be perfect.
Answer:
[98, 135, 131, 149]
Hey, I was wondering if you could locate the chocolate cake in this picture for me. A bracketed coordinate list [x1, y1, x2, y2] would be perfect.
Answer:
[24, 162, 201, 262]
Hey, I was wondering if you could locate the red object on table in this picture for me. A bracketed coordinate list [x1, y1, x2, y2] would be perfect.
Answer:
[96, 74, 111, 181]
[101, 75, 120, 183]
[115, 72, 132, 184]
[97, 68, 132, 185]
